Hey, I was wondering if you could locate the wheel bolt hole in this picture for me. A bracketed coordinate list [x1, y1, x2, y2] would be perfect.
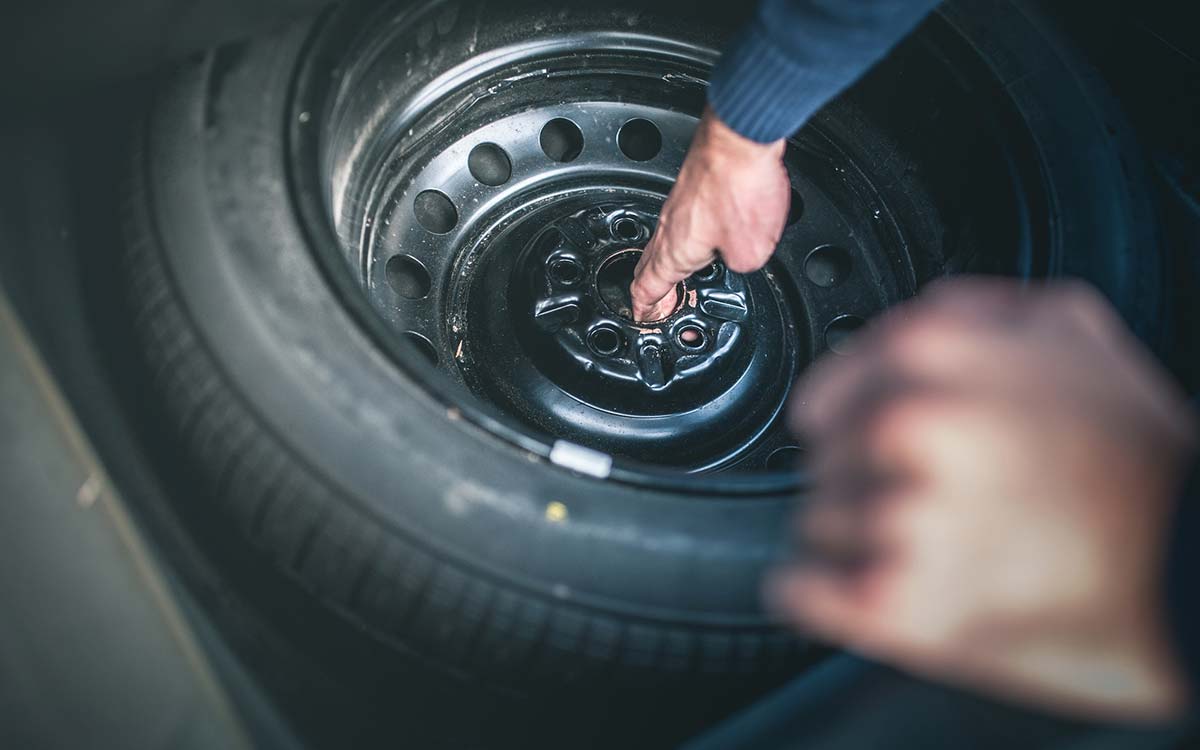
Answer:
[693, 261, 723, 283]
[588, 327, 623, 357]
[677, 325, 706, 351]
[548, 258, 583, 286]
[612, 217, 642, 243]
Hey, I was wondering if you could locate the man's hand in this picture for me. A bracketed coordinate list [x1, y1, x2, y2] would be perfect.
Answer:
[630, 107, 790, 321]
[774, 279, 1196, 721]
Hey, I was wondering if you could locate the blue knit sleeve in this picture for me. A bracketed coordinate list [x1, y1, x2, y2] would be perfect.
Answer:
[708, 0, 941, 143]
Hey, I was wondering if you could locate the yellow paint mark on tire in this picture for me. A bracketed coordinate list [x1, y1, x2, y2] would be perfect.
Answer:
[545, 501, 568, 523]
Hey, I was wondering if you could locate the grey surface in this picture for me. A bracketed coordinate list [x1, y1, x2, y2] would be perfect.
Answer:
[0, 292, 252, 750]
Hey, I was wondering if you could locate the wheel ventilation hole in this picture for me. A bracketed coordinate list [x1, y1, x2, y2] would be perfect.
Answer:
[617, 118, 662, 161]
[803, 245, 852, 288]
[385, 254, 432, 299]
[787, 188, 805, 226]
[540, 118, 584, 163]
[468, 142, 512, 186]
[824, 314, 865, 354]
[766, 446, 805, 471]
[403, 331, 439, 366]
[413, 190, 458, 234]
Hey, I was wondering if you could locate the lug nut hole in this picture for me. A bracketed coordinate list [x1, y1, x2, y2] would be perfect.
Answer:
[612, 217, 642, 243]
[588, 326, 623, 357]
[677, 325, 707, 351]
[548, 257, 584, 286]
[693, 261, 723, 283]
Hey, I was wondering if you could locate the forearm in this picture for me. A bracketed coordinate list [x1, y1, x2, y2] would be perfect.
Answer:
[708, 0, 941, 143]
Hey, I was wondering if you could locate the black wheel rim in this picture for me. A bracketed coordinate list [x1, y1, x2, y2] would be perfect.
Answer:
[287, 0, 1048, 488]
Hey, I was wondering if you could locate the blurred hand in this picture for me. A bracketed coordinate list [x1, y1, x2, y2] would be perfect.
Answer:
[773, 279, 1196, 721]
[630, 107, 790, 321]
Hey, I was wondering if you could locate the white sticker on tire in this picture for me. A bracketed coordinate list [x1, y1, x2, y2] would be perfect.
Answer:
[549, 440, 613, 479]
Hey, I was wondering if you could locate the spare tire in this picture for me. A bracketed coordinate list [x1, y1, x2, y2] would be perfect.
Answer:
[121, 0, 1164, 742]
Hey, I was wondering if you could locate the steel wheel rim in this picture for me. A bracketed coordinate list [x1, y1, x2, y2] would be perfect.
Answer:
[286, 0, 1048, 490]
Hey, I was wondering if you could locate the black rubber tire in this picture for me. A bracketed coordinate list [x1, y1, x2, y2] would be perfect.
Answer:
[124, 13, 806, 732]
[120, 0, 1164, 738]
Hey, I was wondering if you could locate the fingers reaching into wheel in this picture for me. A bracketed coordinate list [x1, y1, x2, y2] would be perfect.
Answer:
[629, 106, 789, 322]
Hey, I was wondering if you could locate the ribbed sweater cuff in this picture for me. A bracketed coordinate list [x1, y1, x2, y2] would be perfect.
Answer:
[707, 23, 853, 144]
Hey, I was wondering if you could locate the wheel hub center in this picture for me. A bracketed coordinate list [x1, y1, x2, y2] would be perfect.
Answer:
[526, 204, 750, 392]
